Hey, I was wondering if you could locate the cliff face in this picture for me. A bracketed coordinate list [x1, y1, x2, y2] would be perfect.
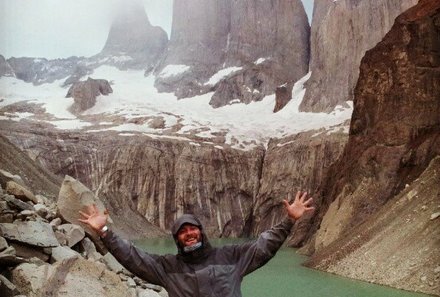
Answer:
[155, 0, 309, 108]
[2, 124, 264, 237]
[251, 128, 348, 246]
[304, 1, 440, 294]
[300, 0, 418, 112]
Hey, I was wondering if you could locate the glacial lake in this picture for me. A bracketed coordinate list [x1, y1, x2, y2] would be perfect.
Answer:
[134, 238, 431, 297]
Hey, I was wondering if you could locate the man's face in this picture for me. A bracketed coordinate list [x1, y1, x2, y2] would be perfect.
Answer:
[177, 224, 202, 247]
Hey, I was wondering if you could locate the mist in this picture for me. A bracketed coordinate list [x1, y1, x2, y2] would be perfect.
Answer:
[0, 0, 312, 59]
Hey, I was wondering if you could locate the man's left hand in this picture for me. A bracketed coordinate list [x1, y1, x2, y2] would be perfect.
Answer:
[283, 191, 315, 220]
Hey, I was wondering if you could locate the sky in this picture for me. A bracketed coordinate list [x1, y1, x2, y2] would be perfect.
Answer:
[0, 0, 314, 59]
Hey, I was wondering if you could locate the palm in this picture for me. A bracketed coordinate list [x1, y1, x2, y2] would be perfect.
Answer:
[78, 204, 108, 231]
[283, 191, 315, 220]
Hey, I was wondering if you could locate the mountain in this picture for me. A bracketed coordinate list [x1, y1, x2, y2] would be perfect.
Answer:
[1, 0, 438, 295]
[155, 0, 310, 108]
[99, 0, 168, 71]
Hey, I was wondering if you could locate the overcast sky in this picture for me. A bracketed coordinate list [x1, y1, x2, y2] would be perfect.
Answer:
[0, 0, 314, 59]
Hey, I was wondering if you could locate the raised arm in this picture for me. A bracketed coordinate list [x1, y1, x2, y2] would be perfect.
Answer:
[78, 205, 167, 286]
[236, 191, 315, 276]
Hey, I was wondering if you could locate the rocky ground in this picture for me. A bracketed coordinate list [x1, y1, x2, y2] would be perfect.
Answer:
[0, 170, 168, 297]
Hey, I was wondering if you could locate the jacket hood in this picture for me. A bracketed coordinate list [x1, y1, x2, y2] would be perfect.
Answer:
[171, 214, 213, 262]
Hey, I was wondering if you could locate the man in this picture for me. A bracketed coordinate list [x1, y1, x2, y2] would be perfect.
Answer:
[79, 191, 314, 297]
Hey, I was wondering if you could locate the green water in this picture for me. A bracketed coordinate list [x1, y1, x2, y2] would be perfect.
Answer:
[134, 238, 432, 297]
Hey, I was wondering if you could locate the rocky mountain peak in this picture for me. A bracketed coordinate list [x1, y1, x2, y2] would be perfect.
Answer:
[99, 0, 168, 70]
[155, 0, 310, 108]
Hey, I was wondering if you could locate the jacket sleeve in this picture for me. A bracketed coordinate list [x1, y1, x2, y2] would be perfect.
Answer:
[101, 230, 167, 286]
[235, 217, 294, 277]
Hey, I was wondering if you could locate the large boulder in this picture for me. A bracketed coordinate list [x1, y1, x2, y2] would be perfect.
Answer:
[57, 175, 111, 252]
[66, 77, 113, 112]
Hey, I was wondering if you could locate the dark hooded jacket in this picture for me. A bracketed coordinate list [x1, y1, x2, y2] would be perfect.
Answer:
[102, 214, 294, 297]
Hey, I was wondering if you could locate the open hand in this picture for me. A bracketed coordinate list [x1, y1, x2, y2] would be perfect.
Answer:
[283, 191, 315, 220]
[78, 204, 108, 232]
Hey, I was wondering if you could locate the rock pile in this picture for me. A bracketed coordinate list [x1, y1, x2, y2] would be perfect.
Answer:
[0, 171, 167, 297]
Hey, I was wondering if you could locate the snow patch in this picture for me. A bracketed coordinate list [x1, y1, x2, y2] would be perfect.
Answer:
[205, 67, 242, 86]
[159, 64, 190, 78]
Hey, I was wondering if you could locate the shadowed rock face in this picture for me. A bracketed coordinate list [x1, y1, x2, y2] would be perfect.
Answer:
[156, 0, 309, 108]
[300, 0, 418, 112]
[5, 57, 85, 85]
[303, 1, 440, 293]
[0, 55, 15, 77]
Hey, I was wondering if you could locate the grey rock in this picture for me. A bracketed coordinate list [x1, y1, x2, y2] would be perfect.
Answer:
[57, 224, 85, 247]
[3, 195, 33, 211]
[0, 236, 8, 251]
[49, 217, 62, 227]
[57, 175, 111, 253]
[126, 277, 136, 288]
[54, 230, 67, 246]
[12, 257, 131, 297]
[33, 204, 48, 218]
[5, 181, 37, 204]
[137, 288, 162, 297]
[79, 237, 100, 260]
[9, 242, 50, 262]
[50, 246, 80, 263]
[0, 201, 10, 212]
[0, 213, 13, 223]
[0, 245, 27, 267]
[0, 274, 19, 297]
[102, 252, 131, 275]
[0, 169, 24, 189]
[0, 221, 59, 247]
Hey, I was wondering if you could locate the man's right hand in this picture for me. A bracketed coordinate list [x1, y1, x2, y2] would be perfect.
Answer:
[78, 204, 109, 235]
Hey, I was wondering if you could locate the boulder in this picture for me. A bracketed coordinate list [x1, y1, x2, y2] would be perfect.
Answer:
[3, 195, 33, 211]
[12, 257, 131, 297]
[66, 77, 113, 112]
[57, 175, 111, 252]
[273, 84, 293, 113]
[5, 181, 37, 204]
[57, 224, 85, 247]
[50, 246, 80, 263]
[0, 221, 59, 247]
[9, 242, 50, 262]
[0, 169, 24, 189]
